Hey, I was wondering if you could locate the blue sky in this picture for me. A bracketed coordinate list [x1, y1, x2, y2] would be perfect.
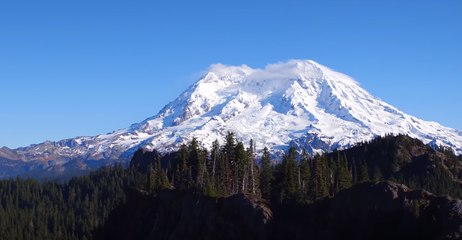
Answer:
[0, 0, 461, 148]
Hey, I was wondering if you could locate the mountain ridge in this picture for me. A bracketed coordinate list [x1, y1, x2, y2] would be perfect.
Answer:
[1, 59, 461, 177]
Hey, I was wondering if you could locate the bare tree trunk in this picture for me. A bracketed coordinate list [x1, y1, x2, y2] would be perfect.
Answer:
[298, 167, 301, 190]
[201, 155, 206, 188]
[234, 165, 238, 194]
[241, 168, 246, 193]
[212, 152, 217, 180]
[251, 159, 255, 194]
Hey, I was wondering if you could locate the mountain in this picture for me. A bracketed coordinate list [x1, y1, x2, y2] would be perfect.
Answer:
[1, 59, 461, 177]
[96, 182, 462, 240]
[3, 134, 462, 239]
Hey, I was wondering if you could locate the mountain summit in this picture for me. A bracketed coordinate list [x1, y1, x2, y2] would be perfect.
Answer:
[1, 60, 461, 177]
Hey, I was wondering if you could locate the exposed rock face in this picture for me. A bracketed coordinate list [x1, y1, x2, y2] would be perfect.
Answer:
[130, 148, 163, 174]
[272, 181, 462, 240]
[96, 182, 462, 240]
[95, 189, 272, 240]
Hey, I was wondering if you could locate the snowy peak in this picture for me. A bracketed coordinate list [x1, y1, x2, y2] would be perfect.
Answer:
[173, 60, 366, 127]
[1, 59, 461, 178]
[130, 59, 462, 155]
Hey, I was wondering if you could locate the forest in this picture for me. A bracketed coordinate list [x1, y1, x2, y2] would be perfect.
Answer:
[0, 133, 461, 239]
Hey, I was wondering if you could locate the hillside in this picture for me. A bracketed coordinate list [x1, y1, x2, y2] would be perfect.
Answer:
[1, 60, 462, 178]
[96, 182, 462, 240]
[1, 134, 462, 239]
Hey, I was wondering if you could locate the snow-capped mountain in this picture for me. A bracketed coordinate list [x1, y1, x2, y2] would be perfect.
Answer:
[1, 59, 461, 177]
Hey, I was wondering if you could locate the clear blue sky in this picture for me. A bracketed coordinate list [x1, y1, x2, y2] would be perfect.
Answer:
[0, 0, 461, 148]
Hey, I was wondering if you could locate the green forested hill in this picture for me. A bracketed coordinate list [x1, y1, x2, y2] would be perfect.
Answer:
[1, 134, 461, 239]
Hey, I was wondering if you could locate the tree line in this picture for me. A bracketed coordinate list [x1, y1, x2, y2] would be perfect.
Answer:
[133, 132, 462, 203]
[0, 166, 145, 240]
[132, 132, 396, 204]
[1, 133, 461, 239]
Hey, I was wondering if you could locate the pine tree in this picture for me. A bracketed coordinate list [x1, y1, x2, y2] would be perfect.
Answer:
[223, 131, 236, 194]
[247, 139, 259, 195]
[358, 160, 370, 183]
[372, 164, 383, 182]
[260, 147, 273, 200]
[197, 147, 207, 189]
[210, 139, 220, 185]
[203, 168, 217, 197]
[299, 149, 311, 193]
[188, 138, 201, 186]
[337, 153, 352, 191]
[176, 144, 190, 190]
[156, 155, 170, 189]
[216, 152, 231, 197]
[146, 163, 157, 193]
[312, 154, 329, 200]
[282, 147, 298, 201]
[235, 141, 248, 193]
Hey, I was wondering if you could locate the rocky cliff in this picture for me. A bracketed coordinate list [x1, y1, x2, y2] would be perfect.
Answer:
[96, 181, 462, 240]
[95, 189, 272, 240]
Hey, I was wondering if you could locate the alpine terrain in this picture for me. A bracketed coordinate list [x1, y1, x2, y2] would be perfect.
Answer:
[1, 60, 461, 178]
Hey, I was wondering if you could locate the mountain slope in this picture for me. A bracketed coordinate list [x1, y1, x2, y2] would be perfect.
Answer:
[96, 183, 462, 240]
[1, 59, 461, 177]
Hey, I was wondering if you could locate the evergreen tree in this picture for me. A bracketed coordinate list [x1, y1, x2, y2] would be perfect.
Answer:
[216, 153, 231, 196]
[210, 139, 220, 185]
[372, 164, 383, 182]
[223, 131, 236, 194]
[146, 163, 157, 192]
[299, 149, 311, 193]
[311, 154, 329, 200]
[337, 153, 352, 191]
[0, 164, 142, 240]
[260, 147, 273, 200]
[358, 160, 370, 183]
[282, 147, 298, 201]
[203, 168, 217, 197]
[247, 139, 259, 195]
[176, 144, 190, 190]
[235, 141, 248, 193]
[188, 138, 201, 185]
[155, 155, 170, 189]
[298, 149, 312, 203]
[198, 147, 208, 189]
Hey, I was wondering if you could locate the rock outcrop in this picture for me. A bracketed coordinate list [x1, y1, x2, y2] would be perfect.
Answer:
[95, 189, 272, 240]
[96, 181, 462, 240]
[272, 181, 462, 240]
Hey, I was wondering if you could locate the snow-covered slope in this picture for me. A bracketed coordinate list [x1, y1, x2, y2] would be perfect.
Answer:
[1, 60, 461, 177]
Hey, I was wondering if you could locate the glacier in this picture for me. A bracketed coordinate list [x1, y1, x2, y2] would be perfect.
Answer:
[1, 59, 461, 177]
